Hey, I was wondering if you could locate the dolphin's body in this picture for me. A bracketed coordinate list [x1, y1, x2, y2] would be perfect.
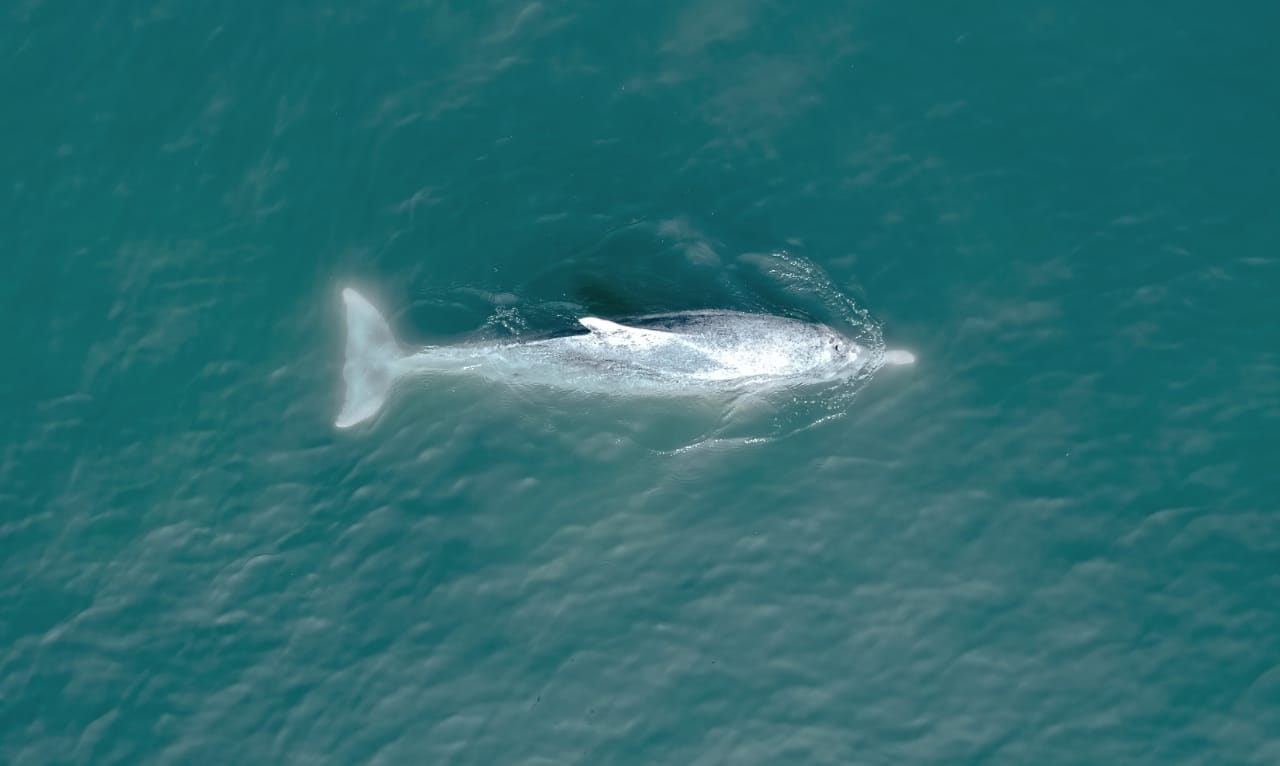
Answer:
[335, 287, 914, 428]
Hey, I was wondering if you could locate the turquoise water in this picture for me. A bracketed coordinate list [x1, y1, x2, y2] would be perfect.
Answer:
[4, 2, 1279, 763]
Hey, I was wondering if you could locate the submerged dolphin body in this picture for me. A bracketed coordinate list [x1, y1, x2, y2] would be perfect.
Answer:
[335, 287, 914, 428]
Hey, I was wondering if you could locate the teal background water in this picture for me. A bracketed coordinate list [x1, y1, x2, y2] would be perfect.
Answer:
[4, 2, 1279, 763]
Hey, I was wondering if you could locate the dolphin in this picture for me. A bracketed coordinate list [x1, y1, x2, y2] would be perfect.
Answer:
[335, 287, 914, 428]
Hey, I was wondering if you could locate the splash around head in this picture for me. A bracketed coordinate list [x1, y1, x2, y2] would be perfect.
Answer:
[814, 324, 914, 379]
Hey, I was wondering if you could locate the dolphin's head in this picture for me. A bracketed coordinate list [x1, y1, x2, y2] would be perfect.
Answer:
[816, 326, 871, 379]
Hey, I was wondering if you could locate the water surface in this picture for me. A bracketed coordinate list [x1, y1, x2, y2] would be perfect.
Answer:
[2, 2, 1278, 764]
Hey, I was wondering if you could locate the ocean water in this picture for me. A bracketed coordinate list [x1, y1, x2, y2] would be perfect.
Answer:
[3, 1, 1278, 764]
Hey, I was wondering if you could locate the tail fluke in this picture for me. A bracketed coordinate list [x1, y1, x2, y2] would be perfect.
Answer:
[336, 288, 410, 428]
[882, 349, 916, 365]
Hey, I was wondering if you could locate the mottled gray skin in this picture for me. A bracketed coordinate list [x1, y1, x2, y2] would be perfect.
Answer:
[412, 310, 870, 394]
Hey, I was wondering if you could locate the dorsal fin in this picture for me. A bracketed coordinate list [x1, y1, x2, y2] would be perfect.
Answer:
[578, 317, 674, 346]
[580, 317, 639, 334]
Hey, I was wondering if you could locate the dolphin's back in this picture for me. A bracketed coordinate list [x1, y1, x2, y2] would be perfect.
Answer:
[630, 310, 823, 348]
[479, 310, 851, 390]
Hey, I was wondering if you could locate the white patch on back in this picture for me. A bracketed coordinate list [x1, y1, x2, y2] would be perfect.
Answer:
[579, 317, 675, 349]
